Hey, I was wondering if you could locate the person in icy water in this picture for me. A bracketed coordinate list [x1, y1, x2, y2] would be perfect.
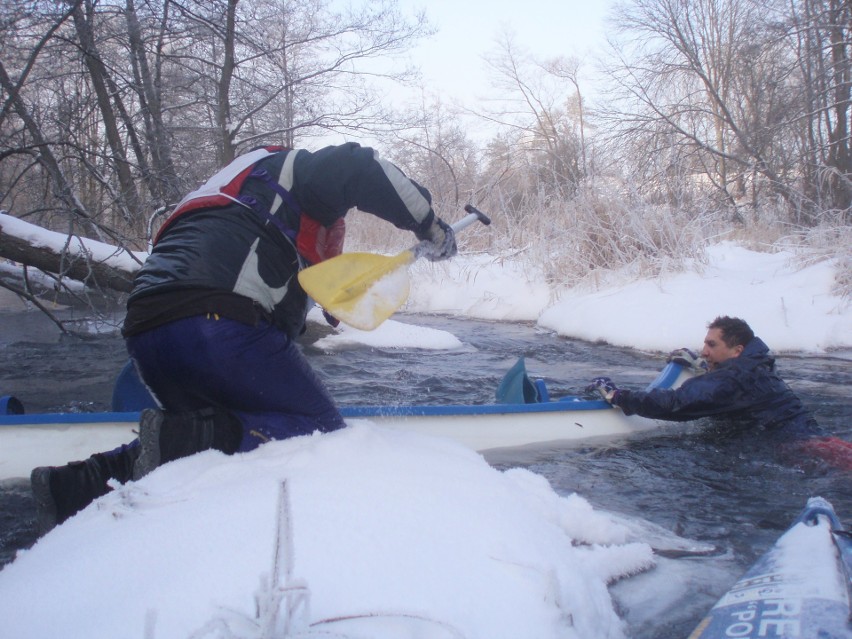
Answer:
[587, 316, 821, 436]
[587, 316, 852, 467]
[31, 143, 457, 534]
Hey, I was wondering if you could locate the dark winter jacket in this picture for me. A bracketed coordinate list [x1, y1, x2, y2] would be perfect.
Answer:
[125, 144, 436, 339]
[614, 338, 822, 440]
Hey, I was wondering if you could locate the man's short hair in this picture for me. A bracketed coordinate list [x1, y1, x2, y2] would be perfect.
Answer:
[708, 316, 754, 348]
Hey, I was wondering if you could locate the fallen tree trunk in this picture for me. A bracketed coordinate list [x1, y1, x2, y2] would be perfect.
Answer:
[0, 212, 144, 293]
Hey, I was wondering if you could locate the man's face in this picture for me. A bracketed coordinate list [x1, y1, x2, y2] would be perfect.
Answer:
[701, 328, 744, 370]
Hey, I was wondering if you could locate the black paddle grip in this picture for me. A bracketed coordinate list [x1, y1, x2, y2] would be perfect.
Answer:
[463, 204, 492, 226]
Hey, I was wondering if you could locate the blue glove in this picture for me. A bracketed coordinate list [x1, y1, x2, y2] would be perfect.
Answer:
[666, 348, 708, 372]
[585, 377, 621, 404]
[416, 217, 457, 262]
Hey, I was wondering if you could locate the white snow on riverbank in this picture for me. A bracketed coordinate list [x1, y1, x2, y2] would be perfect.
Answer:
[401, 242, 851, 353]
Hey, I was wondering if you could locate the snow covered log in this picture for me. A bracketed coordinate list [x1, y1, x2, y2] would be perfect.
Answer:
[0, 212, 145, 293]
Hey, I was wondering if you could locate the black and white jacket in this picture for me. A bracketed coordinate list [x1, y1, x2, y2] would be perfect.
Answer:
[127, 143, 436, 338]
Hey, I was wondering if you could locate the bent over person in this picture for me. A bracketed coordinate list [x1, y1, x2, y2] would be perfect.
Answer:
[31, 143, 458, 533]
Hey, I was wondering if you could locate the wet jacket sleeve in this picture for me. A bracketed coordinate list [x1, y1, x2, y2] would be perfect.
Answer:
[614, 372, 747, 421]
[292, 143, 434, 234]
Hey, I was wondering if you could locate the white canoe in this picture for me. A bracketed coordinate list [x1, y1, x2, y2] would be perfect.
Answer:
[0, 363, 693, 480]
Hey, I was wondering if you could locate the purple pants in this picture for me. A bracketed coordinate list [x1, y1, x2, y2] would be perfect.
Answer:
[125, 315, 345, 452]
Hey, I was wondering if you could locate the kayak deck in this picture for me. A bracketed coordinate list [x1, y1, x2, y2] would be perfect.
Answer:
[688, 497, 852, 639]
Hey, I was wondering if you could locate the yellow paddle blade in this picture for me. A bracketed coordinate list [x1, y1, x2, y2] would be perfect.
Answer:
[298, 250, 416, 330]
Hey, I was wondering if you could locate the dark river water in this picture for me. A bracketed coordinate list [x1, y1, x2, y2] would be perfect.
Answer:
[1, 307, 850, 638]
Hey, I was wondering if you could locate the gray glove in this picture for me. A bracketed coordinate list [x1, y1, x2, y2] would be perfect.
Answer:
[416, 217, 457, 262]
[666, 348, 708, 373]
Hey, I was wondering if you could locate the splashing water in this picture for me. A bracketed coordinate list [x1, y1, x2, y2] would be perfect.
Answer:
[331, 266, 410, 331]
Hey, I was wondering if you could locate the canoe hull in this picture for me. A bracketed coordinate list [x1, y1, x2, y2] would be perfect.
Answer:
[347, 403, 669, 452]
[0, 363, 692, 480]
[0, 406, 671, 480]
[1, 419, 139, 481]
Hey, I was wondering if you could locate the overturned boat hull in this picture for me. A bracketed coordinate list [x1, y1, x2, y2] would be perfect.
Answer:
[0, 363, 692, 480]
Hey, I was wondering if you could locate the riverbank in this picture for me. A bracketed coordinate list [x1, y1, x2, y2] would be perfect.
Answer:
[405, 242, 851, 353]
[2, 240, 849, 354]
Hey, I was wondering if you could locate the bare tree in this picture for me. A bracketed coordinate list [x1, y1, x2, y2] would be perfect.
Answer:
[790, 0, 852, 218]
[599, 0, 852, 224]
[544, 57, 589, 182]
[158, 0, 431, 165]
[0, 0, 431, 313]
[479, 32, 587, 203]
[386, 94, 482, 210]
[70, 0, 144, 222]
[124, 0, 183, 205]
[0, 7, 133, 244]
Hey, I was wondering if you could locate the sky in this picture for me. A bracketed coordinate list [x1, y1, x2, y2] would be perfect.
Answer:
[385, 0, 614, 128]
[0, 228, 850, 637]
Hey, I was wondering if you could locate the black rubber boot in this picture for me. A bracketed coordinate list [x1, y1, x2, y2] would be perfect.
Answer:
[132, 407, 242, 480]
[31, 445, 138, 536]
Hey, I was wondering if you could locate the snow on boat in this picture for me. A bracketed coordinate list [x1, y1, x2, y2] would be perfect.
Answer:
[0, 361, 693, 480]
[687, 497, 852, 639]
